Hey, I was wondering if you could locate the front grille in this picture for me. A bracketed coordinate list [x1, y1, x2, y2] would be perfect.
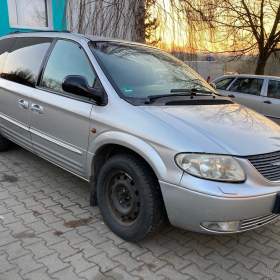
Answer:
[240, 214, 279, 231]
[247, 151, 280, 182]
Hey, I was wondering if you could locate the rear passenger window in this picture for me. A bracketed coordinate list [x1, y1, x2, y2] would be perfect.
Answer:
[215, 78, 234, 90]
[229, 78, 263, 96]
[40, 40, 96, 94]
[0, 38, 14, 75]
[1, 37, 52, 87]
[268, 80, 280, 99]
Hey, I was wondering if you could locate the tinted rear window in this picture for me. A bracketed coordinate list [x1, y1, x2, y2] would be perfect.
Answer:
[1, 37, 52, 87]
[0, 38, 15, 74]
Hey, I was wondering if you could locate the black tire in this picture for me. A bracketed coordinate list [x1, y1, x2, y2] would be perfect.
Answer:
[0, 134, 11, 152]
[96, 153, 166, 241]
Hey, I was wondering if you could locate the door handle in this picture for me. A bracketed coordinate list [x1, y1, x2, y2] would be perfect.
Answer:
[18, 99, 29, 109]
[228, 94, 235, 98]
[31, 104, 44, 114]
[263, 100, 272, 104]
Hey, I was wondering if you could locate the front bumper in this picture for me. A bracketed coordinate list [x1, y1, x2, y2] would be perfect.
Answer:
[160, 178, 280, 233]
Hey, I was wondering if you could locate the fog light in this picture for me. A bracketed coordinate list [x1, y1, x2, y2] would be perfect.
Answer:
[201, 221, 240, 232]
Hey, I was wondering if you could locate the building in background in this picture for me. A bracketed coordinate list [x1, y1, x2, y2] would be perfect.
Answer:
[0, 0, 67, 36]
[0, 0, 144, 42]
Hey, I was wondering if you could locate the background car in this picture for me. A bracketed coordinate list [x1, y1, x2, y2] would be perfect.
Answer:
[212, 74, 280, 124]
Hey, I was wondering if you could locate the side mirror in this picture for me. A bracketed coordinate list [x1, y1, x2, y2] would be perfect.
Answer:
[62, 75, 106, 105]
[210, 82, 217, 89]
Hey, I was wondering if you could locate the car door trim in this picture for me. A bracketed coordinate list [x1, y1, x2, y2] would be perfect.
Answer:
[0, 113, 83, 155]
[30, 128, 83, 155]
[35, 152, 89, 182]
[0, 112, 29, 131]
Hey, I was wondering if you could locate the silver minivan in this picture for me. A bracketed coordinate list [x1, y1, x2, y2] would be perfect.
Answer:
[1, 32, 280, 241]
[212, 74, 280, 124]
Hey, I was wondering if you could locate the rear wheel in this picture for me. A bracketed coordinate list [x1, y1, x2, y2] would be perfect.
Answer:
[0, 134, 11, 152]
[96, 153, 166, 241]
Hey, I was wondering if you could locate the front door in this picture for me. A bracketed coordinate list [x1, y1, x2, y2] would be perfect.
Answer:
[262, 79, 280, 124]
[0, 37, 52, 150]
[29, 39, 97, 178]
[227, 77, 265, 113]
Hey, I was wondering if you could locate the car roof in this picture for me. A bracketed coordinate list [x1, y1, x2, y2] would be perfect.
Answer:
[214, 73, 280, 81]
[1, 31, 151, 48]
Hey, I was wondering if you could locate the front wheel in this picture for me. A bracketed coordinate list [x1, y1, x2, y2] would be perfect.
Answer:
[96, 153, 166, 241]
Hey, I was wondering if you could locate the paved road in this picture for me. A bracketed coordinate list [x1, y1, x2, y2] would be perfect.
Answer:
[0, 147, 280, 280]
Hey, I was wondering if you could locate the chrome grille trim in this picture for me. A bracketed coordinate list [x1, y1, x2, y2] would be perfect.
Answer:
[246, 151, 280, 182]
[240, 214, 279, 231]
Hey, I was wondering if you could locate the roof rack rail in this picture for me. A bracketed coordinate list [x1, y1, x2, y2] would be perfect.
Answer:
[10, 30, 71, 34]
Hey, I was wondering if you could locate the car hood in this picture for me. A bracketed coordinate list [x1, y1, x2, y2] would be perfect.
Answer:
[141, 103, 280, 156]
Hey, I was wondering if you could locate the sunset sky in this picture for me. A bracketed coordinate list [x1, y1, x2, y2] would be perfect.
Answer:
[153, 0, 278, 53]
[150, 0, 228, 52]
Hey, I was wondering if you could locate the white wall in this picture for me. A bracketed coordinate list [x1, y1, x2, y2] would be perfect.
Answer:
[185, 61, 225, 80]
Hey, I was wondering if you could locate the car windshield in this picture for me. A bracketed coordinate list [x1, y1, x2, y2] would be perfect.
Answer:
[90, 41, 216, 103]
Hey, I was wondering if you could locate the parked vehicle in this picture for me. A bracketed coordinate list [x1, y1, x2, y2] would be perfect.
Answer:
[1, 32, 280, 241]
[212, 74, 280, 124]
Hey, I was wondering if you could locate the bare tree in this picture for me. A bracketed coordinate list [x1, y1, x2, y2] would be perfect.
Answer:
[172, 0, 280, 74]
[67, 0, 157, 43]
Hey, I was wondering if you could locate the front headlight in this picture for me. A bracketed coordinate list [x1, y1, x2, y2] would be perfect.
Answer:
[175, 153, 245, 182]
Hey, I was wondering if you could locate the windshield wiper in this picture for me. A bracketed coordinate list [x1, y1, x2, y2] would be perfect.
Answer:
[145, 93, 193, 104]
[144, 89, 216, 104]
[170, 88, 214, 95]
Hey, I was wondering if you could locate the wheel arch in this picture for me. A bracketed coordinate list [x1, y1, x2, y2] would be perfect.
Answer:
[87, 131, 167, 182]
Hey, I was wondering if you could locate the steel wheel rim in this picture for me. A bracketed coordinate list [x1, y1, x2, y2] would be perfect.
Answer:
[106, 171, 140, 225]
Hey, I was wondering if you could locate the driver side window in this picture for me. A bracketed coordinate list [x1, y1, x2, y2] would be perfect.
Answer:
[229, 78, 263, 96]
[41, 40, 96, 95]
